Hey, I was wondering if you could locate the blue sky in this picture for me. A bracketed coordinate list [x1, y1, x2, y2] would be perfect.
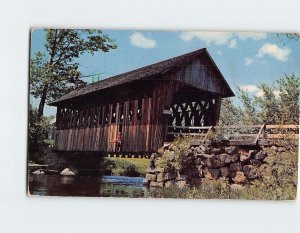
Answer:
[30, 29, 300, 116]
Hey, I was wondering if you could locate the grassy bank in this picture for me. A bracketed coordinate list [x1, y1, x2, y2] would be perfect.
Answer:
[105, 157, 149, 177]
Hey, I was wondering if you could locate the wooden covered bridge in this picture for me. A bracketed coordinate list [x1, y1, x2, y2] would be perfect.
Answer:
[50, 48, 234, 155]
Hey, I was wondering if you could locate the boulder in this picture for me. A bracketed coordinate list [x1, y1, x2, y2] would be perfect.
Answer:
[176, 174, 188, 181]
[60, 168, 76, 176]
[243, 165, 259, 179]
[164, 172, 176, 181]
[145, 173, 157, 181]
[220, 167, 231, 178]
[225, 146, 238, 154]
[203, 157, 226, 168]
[254, 150, 267, 160]
[150, 181, 164, 188]
[194, 158, 202, 165]
[150, 153, 159, 160]
[198, 154, 213, 159]
[211, 148, 224, 155]
[143, 178, 150, 186]
[250, 159, 262, 167]
[32, 169, 45, 175]
[165, 180, 175, 188]
[156, 173, 165, 182]
[176, 180, 187, 189]
[230, 162, 242, 172]
[190, 178, 202, 186]
[249, 150, 258, 158]
[231, 171, 246, 184]
[205, 168, 220, 180]
[146, 167, 156, 174]
[224, 154, 239, 164]
[240, 153, 251, 163]
[195, 146, 203, 154]
[155, 167, 164, 173]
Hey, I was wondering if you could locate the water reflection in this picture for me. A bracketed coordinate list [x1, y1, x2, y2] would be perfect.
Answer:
[28, 175, 147, 198]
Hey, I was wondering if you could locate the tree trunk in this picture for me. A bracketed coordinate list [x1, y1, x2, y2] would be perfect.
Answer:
[38, 86, 48, 116]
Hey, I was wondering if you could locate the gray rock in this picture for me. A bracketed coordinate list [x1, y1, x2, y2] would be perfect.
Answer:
[254, 150, 267, 160]
[224, 154, 239, 164]
[230, 162, 242, 171]
[176, 174, 188, 181]
[240, 153, 251, 163]
[277, 147, 286, 153]
[217, 153, 239, 164]
[60, 168, 76, 176]
[156, 173, 165, 182]
[203, 157, 226, 168]
[194, 158, 202, 165]
[164, 172, 176, 181]
[32, 169, 45, 175]
[243, 165, 259, 179]
[143, 178, 150, 186]
[176, 180, 187, 189]
[205, 168, 220, 180]
[165, 180, 175, 188]
[249, 150, 258, 158]
[250, 159, 262, 167]
[150, 181, 164, 188]
[146, 173, 157, 181]
[195, 146, 203, 154]
[211, 148, 224, 155]
[155, 167, 164, 173]
[146, 167, 156, 174]
[231, 171, 246, 184]
[198, 154, 213, 159]
[220, 167, 230, 178]
[225, 146, 238, 154]
[190, 178, 202, 186]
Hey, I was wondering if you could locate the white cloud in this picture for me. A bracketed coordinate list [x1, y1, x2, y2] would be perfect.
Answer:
[236, 32, 267, 40]
[228, 39, 237, 48]
[255, 90, 265, 97]
[179, 31, 233, 45]
[244, 57, 253, 66]
[257, 43, 291, 61]
[240, 85, 258, 93]
[179, 31, 267, 47]
[130, 32, 156, 48]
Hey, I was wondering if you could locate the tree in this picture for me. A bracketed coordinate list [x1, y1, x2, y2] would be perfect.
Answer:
[238, 88, 259, 125]
[237, 74, 299, 125]
[28, 105, 51, 161]
[30, 29, 117, 116]
[277, 74, 300, 124]
[219, 98, 243, 125]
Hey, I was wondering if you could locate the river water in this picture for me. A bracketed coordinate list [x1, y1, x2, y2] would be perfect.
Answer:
[28, 174, 148, 198]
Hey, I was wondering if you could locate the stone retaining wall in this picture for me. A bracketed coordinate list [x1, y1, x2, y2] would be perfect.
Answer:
[143, 143, 271, 189]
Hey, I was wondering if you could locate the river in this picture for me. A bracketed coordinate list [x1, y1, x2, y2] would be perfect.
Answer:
[28, 174, 148, 198]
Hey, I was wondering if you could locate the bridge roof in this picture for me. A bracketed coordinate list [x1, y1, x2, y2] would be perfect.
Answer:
[50, 48, 234, 106]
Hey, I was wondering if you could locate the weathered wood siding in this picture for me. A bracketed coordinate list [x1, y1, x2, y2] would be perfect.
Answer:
[54, 80, 179, 153]
[170, 55, 228, 96]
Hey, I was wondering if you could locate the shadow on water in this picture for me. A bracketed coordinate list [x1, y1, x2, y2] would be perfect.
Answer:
[28, 175, 147, 198]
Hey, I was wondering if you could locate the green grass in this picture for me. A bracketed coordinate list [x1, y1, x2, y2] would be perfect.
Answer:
[106, 157, 150, 177]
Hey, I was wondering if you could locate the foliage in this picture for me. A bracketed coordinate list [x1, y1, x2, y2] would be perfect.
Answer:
[30, 29, 117, 116]
[224, 74, 300, 126]
[219, 98, 243, 126]
[106, 158, 149, 177]
[28, 105, 51, 162]
[157, 136, 191, 173]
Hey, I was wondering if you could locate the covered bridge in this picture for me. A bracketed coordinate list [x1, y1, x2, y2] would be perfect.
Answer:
[50, 48, 234, 154]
